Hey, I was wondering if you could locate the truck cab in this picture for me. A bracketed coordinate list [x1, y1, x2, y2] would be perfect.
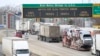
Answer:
[91, 34, 100, 56]
[13, 40, 30, 56]
[79, 31, 92, 48]
[2, 37, 31, 56]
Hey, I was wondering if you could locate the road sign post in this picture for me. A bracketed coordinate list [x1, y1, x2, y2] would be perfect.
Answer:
[6, 13, 9, 37]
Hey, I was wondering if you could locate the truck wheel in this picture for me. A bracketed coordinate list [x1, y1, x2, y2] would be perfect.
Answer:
[96, 51, 98, 56]
[42, 37, 44, 41]
[2, 54, 6, 56]
[38, 36, 43, 41]
[91, 52, 94, 55]
[96, 51, 100, 56]
[40, 37, 43, 41]
[60, 37, 62, 41]
[58, 37, 61, 42]
[38, 35, 40, 40]
[91, 50, 95, 55]
[38, 37, 39, 40]
[98, 51, 100, 56]
[46, 38, 50, 42]
[43, 37, 46, 41]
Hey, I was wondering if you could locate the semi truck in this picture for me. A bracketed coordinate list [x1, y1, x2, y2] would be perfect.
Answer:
[16, 20, 33, 34]
[31, 22, 54, 35]
[59, 25, 75, 37]
[38, 25, 60, 42]
[31, 22, 43, 35]
[76, 30, 93, 50]
[59, 25, 77, 41]
[2, 37, 31, 56]
[62, 28, 93, 51]
[91, 30, 100, 56]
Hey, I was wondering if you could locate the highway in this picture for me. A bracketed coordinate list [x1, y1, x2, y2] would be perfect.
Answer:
[28, 35, 94, 56]
[0, 29, 94, 56]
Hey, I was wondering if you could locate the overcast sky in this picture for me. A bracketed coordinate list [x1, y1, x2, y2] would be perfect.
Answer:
[0, 0, 100, 7]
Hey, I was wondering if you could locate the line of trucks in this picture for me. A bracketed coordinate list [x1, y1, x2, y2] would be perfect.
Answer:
[16, 20, 56, 35]
[34, 23, 92, 51]
[15, 21, 100, 55]
[37, 23, 100, 56]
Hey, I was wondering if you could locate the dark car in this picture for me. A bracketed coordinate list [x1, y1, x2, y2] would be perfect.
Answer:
[15, 31, 22, 38]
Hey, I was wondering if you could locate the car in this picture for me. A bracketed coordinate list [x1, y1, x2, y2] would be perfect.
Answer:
[15, 31, 22, 38]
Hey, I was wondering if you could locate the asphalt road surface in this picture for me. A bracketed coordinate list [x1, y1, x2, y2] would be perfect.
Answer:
[28, 35, 94, 56]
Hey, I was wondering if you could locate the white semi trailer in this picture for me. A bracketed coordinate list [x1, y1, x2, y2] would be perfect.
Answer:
[91, 34, 100, 56]
[2, 37, 31, 56]
[38, 25, 60, 42]
[16, 20, 33, 34]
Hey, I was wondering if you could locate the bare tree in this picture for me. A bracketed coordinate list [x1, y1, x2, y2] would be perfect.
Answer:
[0, 5, 21, 15]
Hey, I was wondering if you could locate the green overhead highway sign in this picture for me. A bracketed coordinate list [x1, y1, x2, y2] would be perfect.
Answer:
[93, 4, 100, 18]
[23, 4, 92, 18]
[22, 4, 100, 18]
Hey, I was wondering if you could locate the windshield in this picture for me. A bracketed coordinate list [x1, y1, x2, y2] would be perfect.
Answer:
[16, 49, 29, 54]
[83, 34, 91, 37]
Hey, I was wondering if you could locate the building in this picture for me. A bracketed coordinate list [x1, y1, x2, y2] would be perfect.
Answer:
[0, 15, 3, 24]
[2, 12, 20, 29]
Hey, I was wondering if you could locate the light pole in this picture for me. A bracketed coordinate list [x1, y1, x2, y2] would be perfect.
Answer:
[6, 13, 9, 37]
